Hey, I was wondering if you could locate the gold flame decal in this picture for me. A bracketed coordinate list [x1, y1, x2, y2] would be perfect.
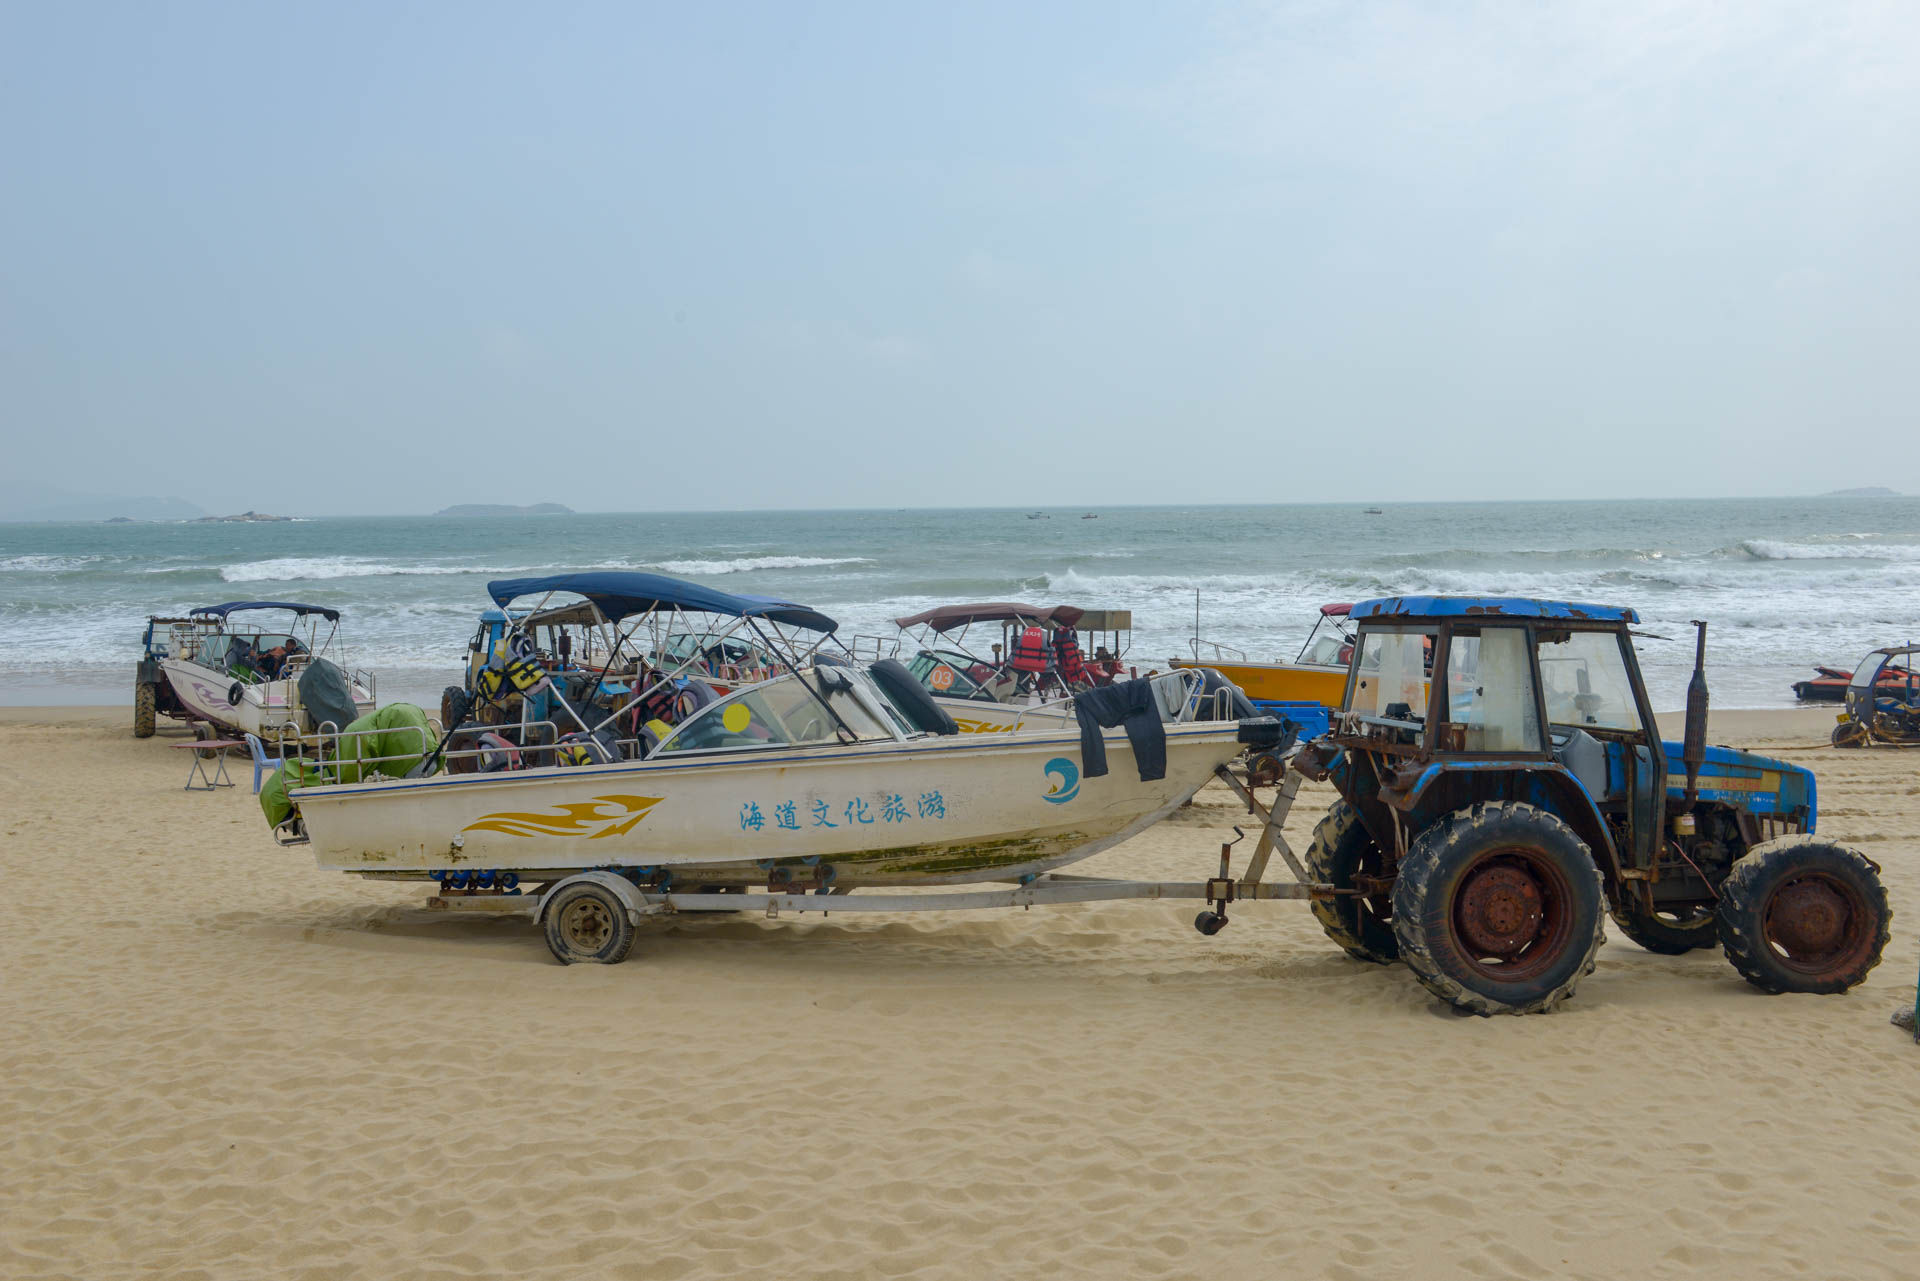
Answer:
[463, 794, 664, 840]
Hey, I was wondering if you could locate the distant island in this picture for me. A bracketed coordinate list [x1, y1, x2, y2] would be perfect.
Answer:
[435, 502, 574, 517]
[1, 487, 205, 523]
[193, 510, 295, 523]
[1823, 487, 1902, 498]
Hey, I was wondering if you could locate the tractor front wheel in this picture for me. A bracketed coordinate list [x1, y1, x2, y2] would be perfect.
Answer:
[133, 681, 156, 738]
[1305, 801, 1398, 964]
[1392, 802, 1605, 1015]
[1716, 839, 1889, 994]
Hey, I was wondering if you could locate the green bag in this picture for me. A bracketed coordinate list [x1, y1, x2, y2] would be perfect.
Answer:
[259, 758, 321, 828]
[332, 703, 434, 784]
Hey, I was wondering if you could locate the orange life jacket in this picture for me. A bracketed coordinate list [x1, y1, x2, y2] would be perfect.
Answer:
[1053, 628, 1086, 683]
[1010, 625, 1050, 673]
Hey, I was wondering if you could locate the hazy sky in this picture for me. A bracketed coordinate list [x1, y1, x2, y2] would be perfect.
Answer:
[4, 2, 1918, 515]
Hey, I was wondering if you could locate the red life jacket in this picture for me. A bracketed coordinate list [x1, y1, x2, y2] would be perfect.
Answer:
[1010, 626, 1050, 673]
[1053, 628, 1086, 683]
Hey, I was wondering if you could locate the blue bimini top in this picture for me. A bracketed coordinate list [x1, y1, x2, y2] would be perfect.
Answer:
[486, 571, 838, 633]
[192, 601, 342, 622]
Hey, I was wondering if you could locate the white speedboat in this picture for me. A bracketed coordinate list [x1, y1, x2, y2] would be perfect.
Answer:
[137, 601, 376, 746]
[274, 574, 1281, 891]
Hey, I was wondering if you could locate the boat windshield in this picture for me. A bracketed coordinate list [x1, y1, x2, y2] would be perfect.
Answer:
[652, 668, 898, 756]
[906, 649, 999, 702]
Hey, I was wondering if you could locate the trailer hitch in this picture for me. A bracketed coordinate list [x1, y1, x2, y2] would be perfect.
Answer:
[1195, 827, 1244, 936]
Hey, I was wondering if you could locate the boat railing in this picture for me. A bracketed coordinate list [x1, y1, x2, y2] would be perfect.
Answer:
[1187, 638, 1246, 663]
[846, 634, 902, 663]
[300, 716, 654, 777]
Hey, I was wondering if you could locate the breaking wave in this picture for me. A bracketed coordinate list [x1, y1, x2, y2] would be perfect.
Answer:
[219, 557, 505, 582]
[0, 554, 98, 572]
[646, 556, 873, 575]
[1728, 539, 1920, 562]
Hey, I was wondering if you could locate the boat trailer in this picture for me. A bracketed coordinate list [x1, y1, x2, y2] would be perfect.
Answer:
[425, 766, 1331, 962]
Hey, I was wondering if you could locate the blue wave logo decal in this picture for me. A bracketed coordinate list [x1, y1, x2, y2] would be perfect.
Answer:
[1042, 756, 1080, 804]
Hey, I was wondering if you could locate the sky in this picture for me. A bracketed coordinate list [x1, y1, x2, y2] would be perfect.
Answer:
[3, 1, 1918, 515]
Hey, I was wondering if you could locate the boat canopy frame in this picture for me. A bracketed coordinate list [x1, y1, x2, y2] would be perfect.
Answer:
[484, 572, 852, 747]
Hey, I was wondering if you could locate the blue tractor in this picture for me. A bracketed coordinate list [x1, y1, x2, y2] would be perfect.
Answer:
[1291, 596, 1891, 1015]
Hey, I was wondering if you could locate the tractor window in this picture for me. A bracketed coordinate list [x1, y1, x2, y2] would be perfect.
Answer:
[1537, 630, 1642, 732]
[1444, 626, 1543, 752]
[1348, 628, 1433, 720]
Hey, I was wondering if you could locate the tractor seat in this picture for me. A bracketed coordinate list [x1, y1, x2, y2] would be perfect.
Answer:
[1551, 728, 1612, 803]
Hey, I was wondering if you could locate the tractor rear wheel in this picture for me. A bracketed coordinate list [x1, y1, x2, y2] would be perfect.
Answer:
[1831, 720, 1867, 748]
[1715, 839, 1889, 994]
[1305, 801, 1398, 963]
[1391, 802, 1605, 1015]
[1610, 893, 1718, 954]
[133, 681, 156, 738]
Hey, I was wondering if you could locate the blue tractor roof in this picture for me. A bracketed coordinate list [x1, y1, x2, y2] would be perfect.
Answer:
[1350, 596, 1639, 624]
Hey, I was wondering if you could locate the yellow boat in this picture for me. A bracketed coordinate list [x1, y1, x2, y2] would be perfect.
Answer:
[1170, 603, 1354, 704]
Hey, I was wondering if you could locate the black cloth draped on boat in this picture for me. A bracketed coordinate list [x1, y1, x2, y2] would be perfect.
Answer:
[1072, 678, 1166, 782]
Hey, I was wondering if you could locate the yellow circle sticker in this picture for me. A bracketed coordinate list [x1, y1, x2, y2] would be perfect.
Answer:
[722, 703, 752, 733]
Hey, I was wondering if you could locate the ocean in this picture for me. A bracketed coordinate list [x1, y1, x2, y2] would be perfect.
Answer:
[3, 498, 1915, 711]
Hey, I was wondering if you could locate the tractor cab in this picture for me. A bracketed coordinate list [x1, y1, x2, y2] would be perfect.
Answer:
[1328, 598, 1672, 867]
[1293, 595, 1885, 1016]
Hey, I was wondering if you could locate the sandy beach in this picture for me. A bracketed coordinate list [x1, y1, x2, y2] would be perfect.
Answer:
[3, 704, 1916, 1280]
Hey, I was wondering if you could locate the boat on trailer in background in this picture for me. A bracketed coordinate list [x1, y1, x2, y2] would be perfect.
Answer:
[135, 601, 376, 748]
[264, 571, 1291, 964]
[855, 601, 1160, 732]
[1171, 602, 1360, 735]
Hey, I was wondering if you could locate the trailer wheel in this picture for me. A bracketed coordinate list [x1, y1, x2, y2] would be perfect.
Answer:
[133, 681, 156, 738]
[1391, 802, 1604, 1015]
[1305, 801, 1398, 963]
[1609, 893, 1718, 954]
[192, 723, 222, 760]
[543, 881, 637, 965]
[1716, 839, 1889, 994]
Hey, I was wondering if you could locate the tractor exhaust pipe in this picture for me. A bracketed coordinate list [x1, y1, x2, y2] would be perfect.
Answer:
[1683, 620, 1709, 805]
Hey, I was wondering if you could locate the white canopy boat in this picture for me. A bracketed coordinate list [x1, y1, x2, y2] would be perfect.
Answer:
[136, 600, 375, 747]
[267, 572, 1290, 962]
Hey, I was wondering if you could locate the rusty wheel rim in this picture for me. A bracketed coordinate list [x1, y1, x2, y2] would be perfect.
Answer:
[1448, 847, 1576, 982]
[559, 897, 614, 954]
[1761, 872, 1874, 977]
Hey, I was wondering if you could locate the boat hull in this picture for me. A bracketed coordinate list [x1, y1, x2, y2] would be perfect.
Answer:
[161, 659, 375, 744]
[290, 724, 1242, 885]
[1168, 659, 1347, 706]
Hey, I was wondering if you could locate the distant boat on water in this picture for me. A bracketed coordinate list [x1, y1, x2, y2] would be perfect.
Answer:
[1082, 513, 1098, 520]
[1027, 512, 1049, 520]
[1364, 508, 1384, 515]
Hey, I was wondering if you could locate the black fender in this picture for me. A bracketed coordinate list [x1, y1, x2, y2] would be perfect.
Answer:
[1396, 762, 1624, 893]
[227, 681, 245, 707]
[869, 659, 959, 735]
